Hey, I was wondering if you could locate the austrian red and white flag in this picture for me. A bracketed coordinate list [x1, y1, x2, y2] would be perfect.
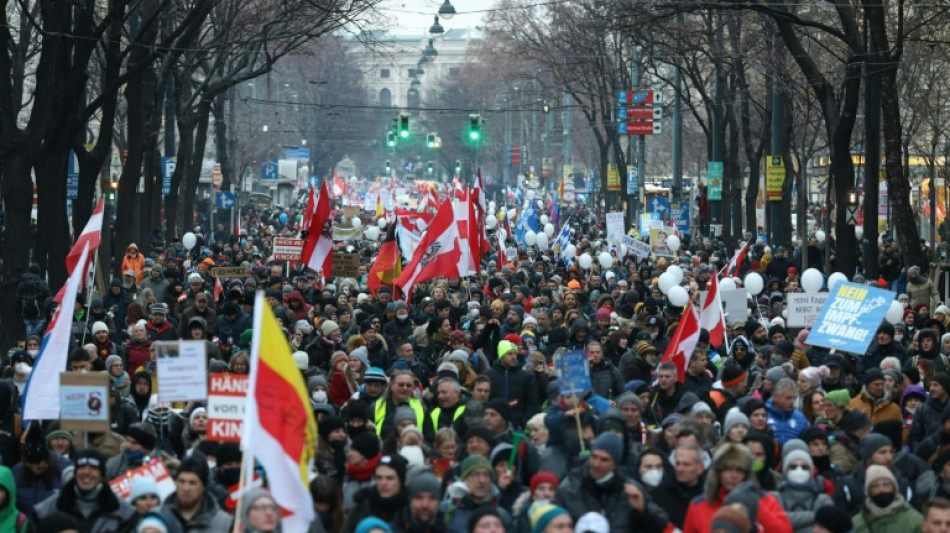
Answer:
[698, 274, 727, 347]
[332, 173, 346, 197]
[660, 304, 701, 383]
[452, 176, 465, 199]
[299, 186, 317, 236]
[395, 199, 461, 301]
[299, 181, 333, 274]
[497, 227, 508, 266]
[213, 276, 223, 303]
[452, 192, 483, 277]
[54, 197, 105, 303]
[720, 241, 750, 278]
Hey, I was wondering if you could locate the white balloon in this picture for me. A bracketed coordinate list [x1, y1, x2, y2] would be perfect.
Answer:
[489, 201, 496, 210]
[815, 230, 826, 242]
[524, 230, 537, 246]
[855, 226, 864, 239]
[668, 285, 689, 307]
[619, 244, 628, 257]
[540, 214, 550, 226]
[377, 218, 387, 228]
[182, 232, 197, 250]
[828, 272, 848, 291]
[667, 235, 681, 252]
[579, 253, 593, 269]
[499, 228, 507, 241]
[720, 277, 737, 291]
[488, 206, 496, 216]
[801, 268, 823, 293]
[564, 244, 577, 258]
[886, 300, 904, 324]
[658, 272, 678, 294]
[364, 226, 380, 240]
[536, 232, 549, 248]
[544, 223, 555, 237]
[486, 214, 498, 229]
[668, 265, 683, 284]
[744, 272, 764, 295]
[599, 251, 613, 268]
[351, 216, 362, 229]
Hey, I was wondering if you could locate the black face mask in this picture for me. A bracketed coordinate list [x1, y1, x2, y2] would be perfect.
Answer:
[219, 467, 241, 486]
[870, 491, 896, 508]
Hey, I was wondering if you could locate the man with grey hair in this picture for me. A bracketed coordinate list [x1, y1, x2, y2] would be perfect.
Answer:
[652, 443, 706, 528]
[765, 377, 809, 444]
[424, 377, 467, 439]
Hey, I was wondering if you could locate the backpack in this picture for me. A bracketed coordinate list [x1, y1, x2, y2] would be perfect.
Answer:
[19, 279, 42, 319]
[910, 354, 950, 371]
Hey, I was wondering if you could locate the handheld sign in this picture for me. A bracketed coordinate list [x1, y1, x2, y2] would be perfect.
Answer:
[555, 349, 591, 396]
[805, 282, 895, 353]
[155, 341, 208, 403]
[208, 373, 249, 442]
[60, 372, 110, 432]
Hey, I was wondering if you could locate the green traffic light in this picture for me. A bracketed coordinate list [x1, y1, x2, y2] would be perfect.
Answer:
[469, 131, 480, 141]
[400, 130, 409, 139]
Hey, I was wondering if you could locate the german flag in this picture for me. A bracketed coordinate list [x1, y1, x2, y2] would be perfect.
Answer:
[368, 221, 402, 296]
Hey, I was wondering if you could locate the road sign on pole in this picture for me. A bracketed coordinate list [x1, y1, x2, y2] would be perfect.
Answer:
[261, 160, 278, 180]
[212, 163, 223, 190]
[161, 157, 176, 196]
[618, 121, 662, 135]
[216, 191, 235, 209]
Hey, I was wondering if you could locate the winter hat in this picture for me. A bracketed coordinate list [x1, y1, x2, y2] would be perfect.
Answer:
[350, 432, 380, 460]
[677, 392, 702, 413]
[363, 367, 387, 383]
[437, 361, 460, 380]
[635, 341, 658, 356]
[497, 340, 518, 360]
[523, 315, 538, 327]
[307, 375, 329, 391]
[799, 366, 828, 389]
[177, 453, 210, 487]
[91, 321, 109, 335]
[782, 438, 808, 460]
[292, 351, 309, 371]
[720, 363, 747, 388]
[129, 476, 161, 502]
[782, 449, 814, 475]
[45, 429, 74, 445]
[723, 410, 751, 435]
[376, 454, 408, 487]
[839, 409, 871, 434]
[591, 432, 623, 464]
[825, 389, 851, 407]
[349, 347, 371, 368]
[318, 415, 345, 440]
[73, 448, 107, 477]
[105, 354, 123, 370]
[873, 419, 904, 452]
[510, 305, 525, 320]
[127, 422, 157, 450]
[574, 512, 610, 533]
[321, 320, 341, 337]
[467, 508, 504, 533]
[765, 366, 787, 384]
[447, 350, 470, 366]
[859, 433, 892, 462]
[814, 505, 853, 533]
[864, 464, 897, 491]
[877, 322, 896, 337]
[864, 368, 885, 385]
[712, 443, 754, 474]
[36, 512, 81, 532]
[394, 405, 417, 426]
[774, 340, 796, 358]
[615, 392, 643, 413]
[460, 455, 493, 480]
[530, 471, 560, 493]
[465, 424, 497, 450]
[355, 517, 392, 533]
[800, 426, 828, 445]
[485, 398, 512, 423]
[722, 480, 760, 527]
[408, 471, 442, 499]
[530, 504, 569, 533]
[690, 401, 713, 418]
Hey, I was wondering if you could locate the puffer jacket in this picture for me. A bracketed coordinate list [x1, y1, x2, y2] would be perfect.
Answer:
[589, 358, 624, 400]
[909, 396, 948, 450]
[770, 479, 834, 533]
[848, 387, 902, 427]
[485, 362, 539, 427]
[552, 465, 671, 532]
[765, 398, 809, 444]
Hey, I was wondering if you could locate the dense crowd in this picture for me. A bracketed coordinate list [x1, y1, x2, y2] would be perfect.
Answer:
[6, 201, 950, 533]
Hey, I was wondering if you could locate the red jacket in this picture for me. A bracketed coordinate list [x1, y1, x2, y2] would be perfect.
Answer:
[683, 488, 792, 533]
[329, 370, 353, 406]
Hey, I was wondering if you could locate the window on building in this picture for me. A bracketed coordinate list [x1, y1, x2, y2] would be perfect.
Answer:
[380, 69, 391, 79]
[449, 68, 461, 78]
[379, 88, 392, 107]
[407, 89, 420, 109]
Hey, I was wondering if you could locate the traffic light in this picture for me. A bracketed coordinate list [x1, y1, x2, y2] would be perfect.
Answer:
[427, 161, 434, 174]
[398, 113, 410, 138]
[387, 132, 396, 147]
[426, 133, 436, 148]
[109, 179, 118, 201]
[454, 160, 462, 175]
[468, 114, 482, 141]
[385, 159, 391, 173]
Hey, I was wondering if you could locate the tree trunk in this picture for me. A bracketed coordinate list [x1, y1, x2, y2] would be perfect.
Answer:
[181, 100, 213, 236]
[169, 122, 195, 239]
[0, 155, 35, 349]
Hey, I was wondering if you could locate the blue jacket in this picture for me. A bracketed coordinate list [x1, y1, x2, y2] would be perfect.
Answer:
[765, 399, 809, 445]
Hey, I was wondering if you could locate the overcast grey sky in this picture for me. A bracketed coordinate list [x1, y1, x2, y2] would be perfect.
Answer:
[379, 0, 495, 34]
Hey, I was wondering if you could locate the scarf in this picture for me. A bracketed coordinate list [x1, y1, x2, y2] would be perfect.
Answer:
[865, 493, 905, 518]
[345, 453, 381, 482]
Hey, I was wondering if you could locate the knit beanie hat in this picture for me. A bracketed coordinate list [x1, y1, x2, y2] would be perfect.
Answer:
[859, 433, 892, 463]
[408, 471, 442, 499]
[321, 320, 341, 337]
[394, 405, 417, 426]
[497, 340, 518, 360]
[864, 368, 885, 385]
[782, 449, 814, 475]
[460, 455, 493, 480]
[721, 480, 760, 527]
[92, 321, 109, 335]
[615, 391, 643, 412]
[350, 347, 371, 368]
[129, 476, 161, 502]
[73, 448, 107, 477]
[815, 505, 854, 533]
[355, 517, 392, 533]
[825, 389, 851, 407]
[933, 372, 950, 394]
[723, 409, 750, 435]
[363, 367, 387, 383]
[177, 453, 210, 487]
[350, 432, 380, 460]
[720, 362, 747, 388]
[485, 398, 512, 422]
[839, 409, 871, 434]
[105, 354, 123, 370]
[127, 422, 157, 450]
[468, 508, 503, 533]
[376, 454, 408, 487]
[799, 366, 828, 389]
[591, 432, 623, 464]
[765, 366, 787, 384]
[318, 415, 345, 440]
[574, 512, 610, 533]
[530, 471, 559, 493]
[865, 464, 897, 491]
[530, 504, 569, 533]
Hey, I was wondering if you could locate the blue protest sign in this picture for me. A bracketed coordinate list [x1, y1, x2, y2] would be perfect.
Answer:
[669, 202, 691, 235]
[806, 282, 895, 353]
[555, 349, 591, 396]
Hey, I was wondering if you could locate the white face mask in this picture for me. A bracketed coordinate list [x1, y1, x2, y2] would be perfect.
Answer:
[397, 313, 409, 321]
[650, 331, 659, 340]
[27, 350, 38, 357]
[312, 390, 327, 403]
[786, 467, 811, 485]
[641, 469, 663, 487]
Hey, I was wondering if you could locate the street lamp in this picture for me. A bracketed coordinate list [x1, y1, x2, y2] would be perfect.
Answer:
[428, 15, 444, 38]
[438, 0, 456, 20]
[424, 39, 438, 60]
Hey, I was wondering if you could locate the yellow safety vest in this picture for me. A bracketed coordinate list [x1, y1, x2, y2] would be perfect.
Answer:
[375, 398, 424, 435]
[430, 404, 466, 431]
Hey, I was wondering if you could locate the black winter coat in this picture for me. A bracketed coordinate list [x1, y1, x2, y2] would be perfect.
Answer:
[485, 362, 539, 428]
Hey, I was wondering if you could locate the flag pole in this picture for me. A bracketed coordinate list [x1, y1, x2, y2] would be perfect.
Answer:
[231, 448, 254, 533]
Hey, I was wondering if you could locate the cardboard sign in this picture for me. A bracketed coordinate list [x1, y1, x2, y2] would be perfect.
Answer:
[272, 237, 305, 261]
[806, 282, 896, 353]
[211, 266, 250, 278]
[623, 235, 651, 259]
[701, 288, 749, 325]
[786, 293, 830, 328]
[331, 252, 361, 278]
[60, 372, 110, 432]
[208, 373, 249, 442]
[342, 206, 361, 219]
[649, 227, 676, 257]
[605, 212, 624, 248]
[155, 341, 208, 403]
[109, 458, 175, 501]
[555, 349, 591, 396]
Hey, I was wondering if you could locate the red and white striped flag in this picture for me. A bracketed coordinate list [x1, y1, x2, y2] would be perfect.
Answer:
[720, 241, 750, 278]
[698, 273, 727, 347]
[395, 199, 462, 301]
[660, 304, 701, 383]
[299, 181, 333, 275]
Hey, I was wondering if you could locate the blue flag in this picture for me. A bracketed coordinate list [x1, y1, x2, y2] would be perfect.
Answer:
[515, 201, 539, 246]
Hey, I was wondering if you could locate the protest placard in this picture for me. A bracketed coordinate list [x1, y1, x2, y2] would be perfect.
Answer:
[622, 235, 651, 259]
[109, 458, 175, 500]
[207, 372, 248, 442]
[786, 293, 830, 328]
[555, 349, 591, 396]
[605, 212, 624, 248]
[211, 266, 249, 278]
[332, 252, 361, 278]
[155, 341, 208, 403]
[272, 238, 304, 261]
[806, 282, 895, 353]
[60, 372, 110, 432]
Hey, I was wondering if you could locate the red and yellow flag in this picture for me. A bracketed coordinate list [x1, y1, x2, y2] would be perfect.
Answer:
[242, 291, 317, 531]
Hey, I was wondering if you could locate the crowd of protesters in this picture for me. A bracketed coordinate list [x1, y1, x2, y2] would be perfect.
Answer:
[5, 196, 950, 533]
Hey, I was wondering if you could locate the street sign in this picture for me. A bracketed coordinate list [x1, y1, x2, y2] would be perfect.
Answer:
[285, 147, 310, 161]
[669, 202, 691, 235]
[618, 121, 662, 135]
[707, 161, 723, 200]
[161, 156, 176, 196]
[618, 106, 662, 121]
[766, 155, 784, 201]
[216, 191, 235, 209]
[261, 160, 278, 180]
[607, 164, 620, 192]
[648, 195, 669, 216]
[272, 237, 305, 261]
[618, 90, 664, 105]
[212, 163, 223, 190]
[67, 150, 79, 200]
[627, 166, 638, 195]
[846, 206, 859, 225]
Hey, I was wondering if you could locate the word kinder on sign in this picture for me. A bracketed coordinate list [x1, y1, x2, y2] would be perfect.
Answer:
[208, 373, 248, 442]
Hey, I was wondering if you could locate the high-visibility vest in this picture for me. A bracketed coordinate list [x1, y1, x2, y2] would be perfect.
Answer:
[374, 398, 425, 435]
[431, 404, 466, 430]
